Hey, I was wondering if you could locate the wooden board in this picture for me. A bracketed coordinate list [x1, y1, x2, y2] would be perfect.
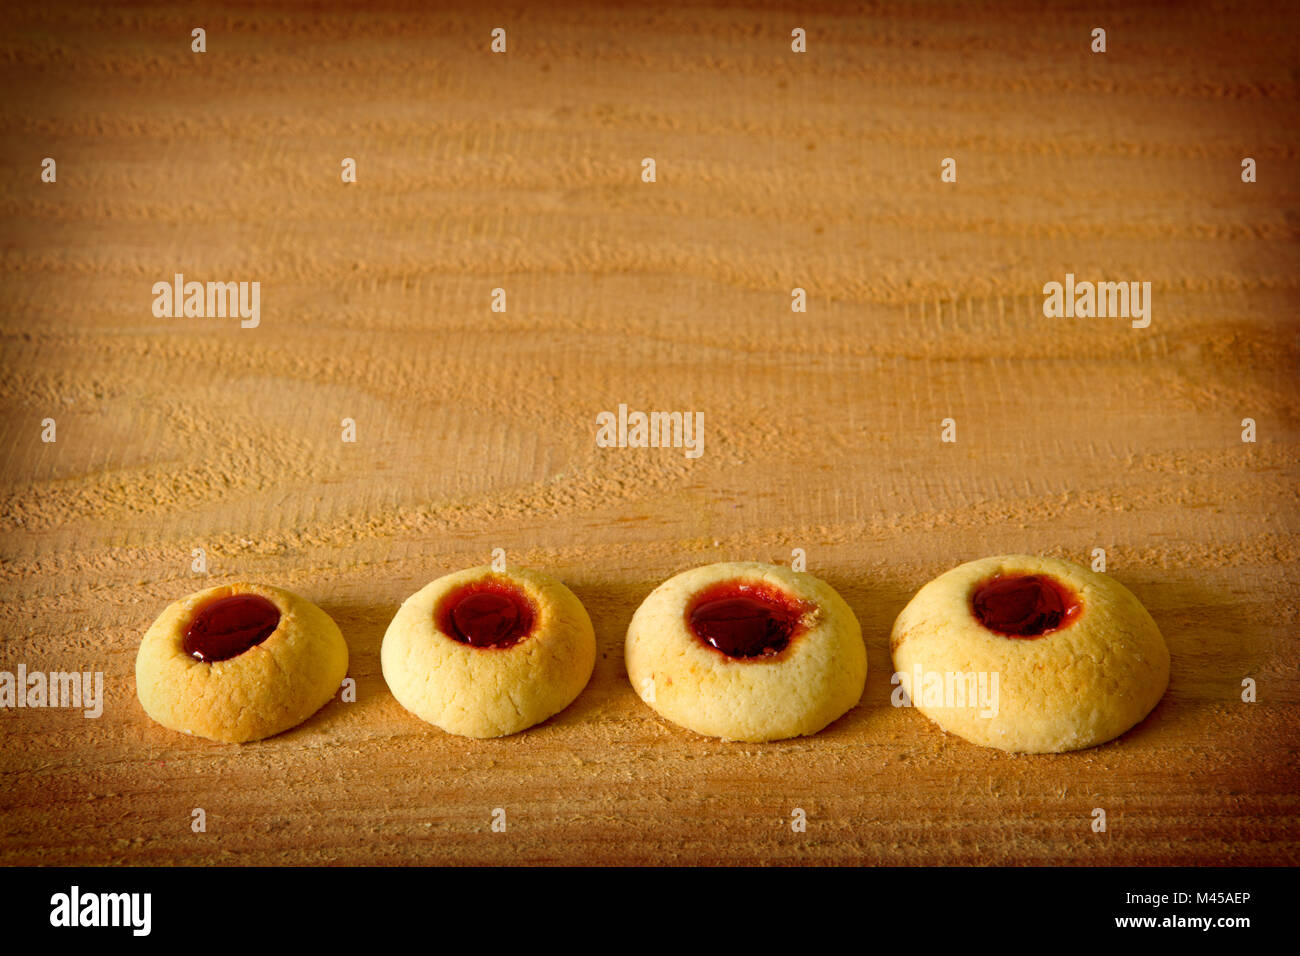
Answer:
[1, 0, 1297, 866]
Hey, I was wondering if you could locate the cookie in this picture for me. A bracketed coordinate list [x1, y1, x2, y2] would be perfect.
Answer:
[625, 561, 866, 742]
[381, 566, 596, 738]
[890, 554, 1169, 753]
[135, 582, 349, 743]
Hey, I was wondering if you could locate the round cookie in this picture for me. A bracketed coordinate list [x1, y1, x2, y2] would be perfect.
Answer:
[136, 582, 348, 743]
[625, 561, 866, 742]
[890, 554, 1169, 753]
[381, 566, 596, 738]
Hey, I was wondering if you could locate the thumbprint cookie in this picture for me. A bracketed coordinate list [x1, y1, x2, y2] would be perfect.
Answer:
[625, 562, 866, 742]
[381, 566, 596, 738]
[136, 583, 349, 743]
[890, 554, 1169, 753]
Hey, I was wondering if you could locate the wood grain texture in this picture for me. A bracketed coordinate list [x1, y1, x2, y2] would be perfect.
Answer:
[1, 0, 1297, 865]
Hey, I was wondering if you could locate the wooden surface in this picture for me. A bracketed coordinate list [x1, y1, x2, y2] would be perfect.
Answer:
[2, 1, 1298, 866]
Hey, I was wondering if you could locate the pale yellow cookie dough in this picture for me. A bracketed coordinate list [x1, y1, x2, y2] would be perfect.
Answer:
[890, 554, 1169, 753]
[381, 566, 596, 738]
[135, 582, 349, 743]
[625, 561, 867, 742]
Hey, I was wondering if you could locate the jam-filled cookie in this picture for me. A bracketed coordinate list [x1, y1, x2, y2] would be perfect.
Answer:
[625, 562, 866, 742]
[890, 554, 1169, 753]
[381, 566, 595, 738]
[135, 583, 349, 743]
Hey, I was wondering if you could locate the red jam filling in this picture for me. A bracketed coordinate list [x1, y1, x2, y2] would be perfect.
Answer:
[687, 581, 809, 659]
[971, 574, 1081, 638]
[438, 580, 536, 649]
[184, 593, 281, 663]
